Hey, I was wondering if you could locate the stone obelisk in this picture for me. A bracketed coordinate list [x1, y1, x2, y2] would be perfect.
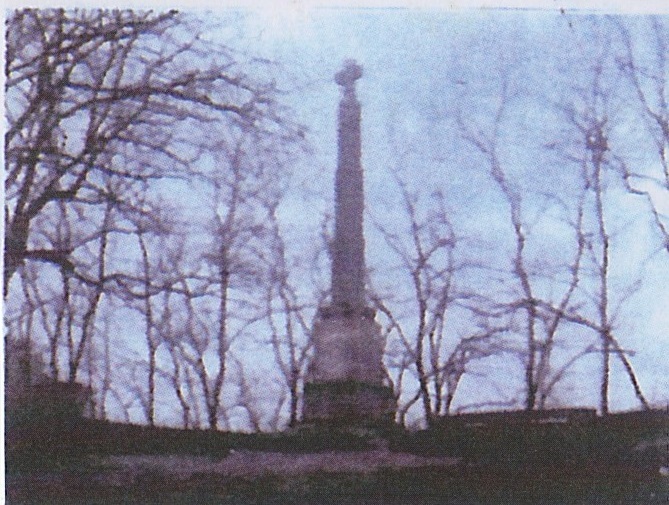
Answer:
[303, 61, 394, 425]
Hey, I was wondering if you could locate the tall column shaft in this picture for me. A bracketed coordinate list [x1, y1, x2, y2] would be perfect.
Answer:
[332, 86, 366, 309]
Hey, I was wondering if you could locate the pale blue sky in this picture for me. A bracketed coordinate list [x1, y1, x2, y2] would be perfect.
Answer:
[5, 6, 667, 428]
[219, 8, 669, 415]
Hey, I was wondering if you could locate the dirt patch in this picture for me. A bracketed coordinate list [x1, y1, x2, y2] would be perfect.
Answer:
[100, 449, 460, 481]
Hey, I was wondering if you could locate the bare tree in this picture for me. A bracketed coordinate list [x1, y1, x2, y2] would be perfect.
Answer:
[263, 202, 314, 428]
[92, 308, 115, 420]
[4, 195, 116, 385]
[373, 170, 500, 426]
[549, 43, 650, 413]
[194, 139, 272, 430]
[167, 276, 212, 430]
[616, 18, 669, 253]
[458, 78, 546, 411]
[5, 9, 304, 428]
[142, 132, 289, 431]
[5, 9, 298, 293]
[5, 263, 54, 383]
[534, 192, 588, 409]
[583, 115, 614, 415]
[457, 70, 613, 412]
[230, 357, 267, 433]
[154, 284, 195, 429]
[122, 223, 164, 426]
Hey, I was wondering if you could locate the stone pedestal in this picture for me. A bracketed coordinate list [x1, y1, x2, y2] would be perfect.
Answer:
[303, 305, 395, 424]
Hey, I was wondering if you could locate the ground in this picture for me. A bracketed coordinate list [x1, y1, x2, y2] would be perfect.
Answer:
[6, 410, 668, 503]
[7, 448, 668, 504]
[99, 446, 460, 479]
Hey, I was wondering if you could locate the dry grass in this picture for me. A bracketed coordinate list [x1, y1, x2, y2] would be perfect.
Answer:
[100, 448, 460, 481]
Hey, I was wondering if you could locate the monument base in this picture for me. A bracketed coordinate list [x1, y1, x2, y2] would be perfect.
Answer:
[302, 380, 395, 426]
[304, 304, 395, 426]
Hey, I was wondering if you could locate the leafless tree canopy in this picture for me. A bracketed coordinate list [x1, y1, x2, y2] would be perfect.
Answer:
[5, 9, 307, 429]
[5, 9, 295, 289]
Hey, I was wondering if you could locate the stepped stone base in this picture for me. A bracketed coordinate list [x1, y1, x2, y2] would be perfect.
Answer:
[302, 380, 395, 425]
[303, 304, 395, 424]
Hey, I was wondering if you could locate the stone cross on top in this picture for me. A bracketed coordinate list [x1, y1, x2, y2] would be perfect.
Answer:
[335, 60, 363, 94]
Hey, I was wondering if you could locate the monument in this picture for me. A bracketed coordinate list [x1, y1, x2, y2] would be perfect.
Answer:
[302, 61, 395, 425]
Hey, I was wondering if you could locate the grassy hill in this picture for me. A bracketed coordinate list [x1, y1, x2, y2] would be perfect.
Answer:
[6, 407, 668, 504]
